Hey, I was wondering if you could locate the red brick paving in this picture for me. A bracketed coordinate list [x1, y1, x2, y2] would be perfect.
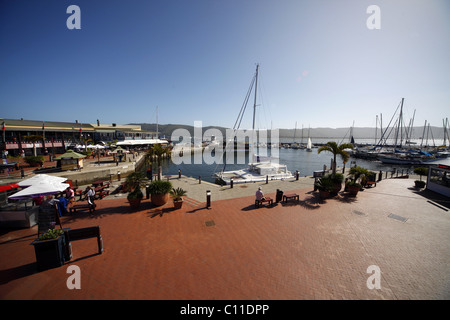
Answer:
[1, 178, 450, 300]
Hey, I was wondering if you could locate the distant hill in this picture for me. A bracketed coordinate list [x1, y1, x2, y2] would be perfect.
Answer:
[131, 123, 447, 140]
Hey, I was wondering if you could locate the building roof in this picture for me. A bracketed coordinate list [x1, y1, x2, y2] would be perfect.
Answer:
[1, 118, 95, 132]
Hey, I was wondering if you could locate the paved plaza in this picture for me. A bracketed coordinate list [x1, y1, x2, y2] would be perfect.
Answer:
[0, 177, 449, 300]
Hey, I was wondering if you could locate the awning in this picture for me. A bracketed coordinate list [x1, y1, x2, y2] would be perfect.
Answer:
[54, 150, 86, 160]
[8, 182, 70, 200]
[116, 139, 168, 146]
[18, 174, 67, 187]
[0, 183, 20, 193]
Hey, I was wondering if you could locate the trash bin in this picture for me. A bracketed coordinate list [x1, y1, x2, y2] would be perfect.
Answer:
[276, 189, 283, 203]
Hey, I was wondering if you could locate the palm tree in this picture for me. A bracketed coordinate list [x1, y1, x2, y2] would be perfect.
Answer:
[318, 141, 354, 174]
[23, 134, 43, 156]
[81, 135, 93, 150]
[145, 144, 172, 180]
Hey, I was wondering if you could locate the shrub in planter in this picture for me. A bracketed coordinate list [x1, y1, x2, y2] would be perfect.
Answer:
[147, 180, 172, 206]
[31, 229, 67, 271]
[329, 173, 344, 194]
[315, 175, 334, 199]
[170, 187, 187, 209]
[348, 166, 372, 188]
[414, 167, 428, 189]
[346, 180, 362, 196]
[127, 188, 144, 208]
[125, 172, 148, 208]
[414, 180, 426, 188]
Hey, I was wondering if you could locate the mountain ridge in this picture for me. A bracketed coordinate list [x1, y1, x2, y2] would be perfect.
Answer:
[131, 123, 448, 140]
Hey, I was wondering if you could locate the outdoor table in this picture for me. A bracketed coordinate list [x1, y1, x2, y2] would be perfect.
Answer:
[92, 180, 104, 188]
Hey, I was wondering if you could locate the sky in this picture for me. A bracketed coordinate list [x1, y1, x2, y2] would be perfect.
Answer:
[0, 0, 449, 130]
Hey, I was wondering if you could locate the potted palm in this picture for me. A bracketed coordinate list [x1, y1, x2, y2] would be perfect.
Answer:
[315, 175, 334, 199]
[347, 166, 373, 196]
[170, 187, 187, 209]
[329, 173, 344, 194]
[345, 180, 362, 196]
[147, 180, 173, 206]
[125, 171, 148, 208]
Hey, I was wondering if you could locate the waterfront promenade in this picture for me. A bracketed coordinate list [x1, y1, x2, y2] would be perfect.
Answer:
[1, 172, 449, 300]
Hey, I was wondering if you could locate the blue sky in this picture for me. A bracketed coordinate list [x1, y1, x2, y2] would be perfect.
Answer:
[1, 0, 449, 130]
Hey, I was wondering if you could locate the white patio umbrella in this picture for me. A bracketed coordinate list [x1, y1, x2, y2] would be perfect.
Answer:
[8, 181, 70, 200]
[18, 174, 67, 187]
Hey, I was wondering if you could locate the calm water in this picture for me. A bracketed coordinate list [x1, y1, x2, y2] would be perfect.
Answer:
[145, 148, 450, 184]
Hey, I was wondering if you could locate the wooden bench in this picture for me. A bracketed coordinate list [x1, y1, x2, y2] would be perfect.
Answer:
[70, 203, 96, 214]
[365, 181, 376, 188]
[66, 226, 103, 255]
[95, 190, 110, 200]
[255, 197, 273, 208]
[283, 193, 299, 202]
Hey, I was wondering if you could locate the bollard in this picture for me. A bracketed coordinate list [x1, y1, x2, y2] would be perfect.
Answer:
[206, 190, 211, 208]
[230, 178, 233, 188]
[178, 169, 181, 179]
[21, 168, 24, 179]
[146, 185, 150, 199]
[199, 176, 202, 184]
[266, 175, 268, 184]
[296, 170, 299, 180]
[118, 171, 121, 181]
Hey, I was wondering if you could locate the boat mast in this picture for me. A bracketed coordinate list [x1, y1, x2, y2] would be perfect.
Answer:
[395, 98, 404, 148]
[156, 106, 159, 139]
[251, 64, 259, 162]
[375, 115, 378, 145]
[293, 121, 297, 143]
[421, 120, 427, 148]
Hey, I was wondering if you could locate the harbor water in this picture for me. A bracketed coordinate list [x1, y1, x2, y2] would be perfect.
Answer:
[147, 147, 450, 184]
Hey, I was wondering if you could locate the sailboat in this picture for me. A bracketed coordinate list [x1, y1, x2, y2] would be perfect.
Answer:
[214, 65, 293, 185]
[306, 126, 313, 152]
[306, 137, 312, 152]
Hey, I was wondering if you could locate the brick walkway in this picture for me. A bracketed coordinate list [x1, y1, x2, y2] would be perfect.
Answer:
[1, 178, 449, 300]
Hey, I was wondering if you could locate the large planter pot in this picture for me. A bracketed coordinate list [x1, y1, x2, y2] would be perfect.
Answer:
[331, 183, 342, 195]
[173, 199, 183, 209]
[128, 198, 142, 209]
[347, 185, 360, 196]
[151, 193, 169, 206]
[414, 180, 426, 189]
[319, 190, 330, 199]
[31, 234, 67, 271]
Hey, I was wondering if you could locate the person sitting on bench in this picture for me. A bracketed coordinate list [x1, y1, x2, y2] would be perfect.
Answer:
[256, 187, 265, 202]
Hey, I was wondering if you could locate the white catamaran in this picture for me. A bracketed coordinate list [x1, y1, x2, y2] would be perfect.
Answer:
[214, 65, 293, 185]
